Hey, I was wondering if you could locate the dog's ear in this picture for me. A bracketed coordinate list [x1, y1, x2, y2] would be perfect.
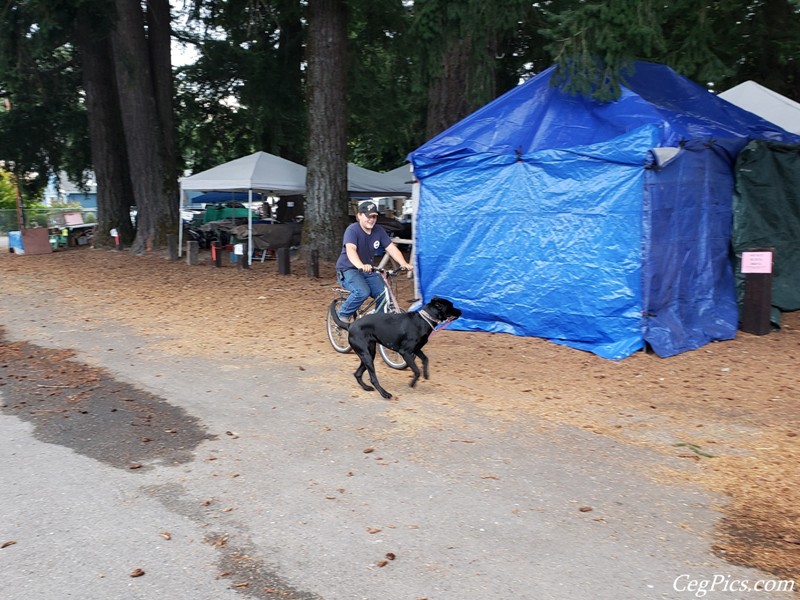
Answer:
[434, 297, 461, 319]
[428, 297, 457, 320]
[435, 297, 454, 310]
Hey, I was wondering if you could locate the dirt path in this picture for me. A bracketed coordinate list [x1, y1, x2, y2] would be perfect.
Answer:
[1, 245, 798, 583]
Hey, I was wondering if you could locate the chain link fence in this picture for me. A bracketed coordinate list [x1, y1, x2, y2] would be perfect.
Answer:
[0, 208, 97, 234]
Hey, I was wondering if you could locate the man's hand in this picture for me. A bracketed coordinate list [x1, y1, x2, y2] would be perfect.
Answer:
[360, 264, 374, 273]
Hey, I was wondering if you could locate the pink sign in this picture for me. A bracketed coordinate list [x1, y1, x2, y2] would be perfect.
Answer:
[741, 251, 773, 274]
[64, 212, 84, 225]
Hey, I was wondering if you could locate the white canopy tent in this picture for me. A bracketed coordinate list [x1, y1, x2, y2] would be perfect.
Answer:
[178, 151, 308, 262]
[179, 151, 307, 195]
[179, 152, 416, 262]
[383, 164, 415, 188]
[719, 81, 800, 134]
[347, 163, 412, 196]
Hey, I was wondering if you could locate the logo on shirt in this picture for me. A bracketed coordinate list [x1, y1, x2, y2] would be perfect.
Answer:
[373, 240, 380, 250]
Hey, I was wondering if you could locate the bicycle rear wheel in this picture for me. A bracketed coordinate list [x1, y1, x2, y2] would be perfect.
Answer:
[327, 298, 352, 353]
[379, 344, 408, 370]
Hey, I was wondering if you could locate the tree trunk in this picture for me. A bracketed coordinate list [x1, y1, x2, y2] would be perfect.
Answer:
[110, 0, 176, 253]
[75, 6, 136, 248]
[275, 9, 305, 163]
[146, 0, 179, 204]
[304, 0, 350, 262]
[425, 36, 475, 140]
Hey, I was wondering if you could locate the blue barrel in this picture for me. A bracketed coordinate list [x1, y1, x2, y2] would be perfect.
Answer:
[8, 231, 23, 253]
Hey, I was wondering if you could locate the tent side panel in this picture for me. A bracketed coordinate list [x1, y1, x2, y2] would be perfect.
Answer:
[733, 140, 800, 313]
[415, 151, 645, 360]
[642, 144, 738, 357]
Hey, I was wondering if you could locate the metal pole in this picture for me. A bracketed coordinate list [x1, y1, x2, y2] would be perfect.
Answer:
[178, 188, 185, 257]
[248, 189, 253, 266]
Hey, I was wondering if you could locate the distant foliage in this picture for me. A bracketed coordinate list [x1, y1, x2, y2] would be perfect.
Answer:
[543, 0, 800, 101]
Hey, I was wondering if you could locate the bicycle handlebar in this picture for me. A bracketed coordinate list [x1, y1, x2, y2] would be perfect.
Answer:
[359, 266, 408, 276]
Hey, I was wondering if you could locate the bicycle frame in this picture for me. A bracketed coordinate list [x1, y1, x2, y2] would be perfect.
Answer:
[373, 270, 402, 315]
[327, 268, 409, 369]
[335, 268, 402, 317]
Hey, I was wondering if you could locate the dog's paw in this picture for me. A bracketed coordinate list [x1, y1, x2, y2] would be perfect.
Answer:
[380, 391, 393, 400]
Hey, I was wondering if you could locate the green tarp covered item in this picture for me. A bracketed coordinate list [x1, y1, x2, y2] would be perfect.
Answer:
[202, 204, 253, 224]
[733, 140, 800, 318]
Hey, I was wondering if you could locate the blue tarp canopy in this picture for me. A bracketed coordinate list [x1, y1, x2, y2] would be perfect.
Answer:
[189, 191, 268, 204]
[408, 61, 799, 359]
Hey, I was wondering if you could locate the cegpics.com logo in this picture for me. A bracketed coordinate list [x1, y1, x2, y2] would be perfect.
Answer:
[674, 574, 795, 597]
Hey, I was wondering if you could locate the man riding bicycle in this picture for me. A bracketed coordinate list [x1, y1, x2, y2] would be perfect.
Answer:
[335, 200, 413, 321]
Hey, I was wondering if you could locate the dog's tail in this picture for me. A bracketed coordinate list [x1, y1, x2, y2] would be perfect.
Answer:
[329, 300, 351, 330]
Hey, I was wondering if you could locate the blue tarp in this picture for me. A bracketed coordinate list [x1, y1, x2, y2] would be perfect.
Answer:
[409, 61, 799, 359]
[190, 191, 267, 204]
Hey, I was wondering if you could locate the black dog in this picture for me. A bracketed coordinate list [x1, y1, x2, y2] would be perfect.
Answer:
[330, 297, 462, 399]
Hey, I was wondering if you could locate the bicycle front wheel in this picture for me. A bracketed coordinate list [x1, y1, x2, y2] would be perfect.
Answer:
[327, 298, 352, 353]
[378, 344, 408, 370]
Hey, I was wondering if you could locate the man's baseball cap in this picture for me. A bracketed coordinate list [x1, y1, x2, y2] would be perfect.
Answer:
[358, 201, 379, 216]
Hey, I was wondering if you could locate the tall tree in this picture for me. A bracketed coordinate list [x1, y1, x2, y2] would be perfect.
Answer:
[0, 0, 178, 250]
[147, 0, 179, 205]
[543, 0, 800, 101]
[347, 0, 420, 170]
[0, 0, 90, 198]
[304, 0, 349, 261]
[110, 0, 177, 253]
[543, 0, 666, 100]
[74, 1, 136, 247]
[408, 0, 531, 140]
[713, 0, 800, 99]
[177, 0, 306, 171]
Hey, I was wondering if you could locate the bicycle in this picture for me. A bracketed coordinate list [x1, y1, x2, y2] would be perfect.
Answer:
[326, 268, 408, 370]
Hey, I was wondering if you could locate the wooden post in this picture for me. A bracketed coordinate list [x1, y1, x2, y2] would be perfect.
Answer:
[306, 249, 319, 278]
[277, 247, 290, 275]
[740, 248, 774, 336]
[167, 234, 178, 260]
[186, 241, 199, 265]
[212, 241, 222, 267]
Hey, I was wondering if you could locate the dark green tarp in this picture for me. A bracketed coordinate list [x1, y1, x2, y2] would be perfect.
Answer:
[733, 140, 800, 316]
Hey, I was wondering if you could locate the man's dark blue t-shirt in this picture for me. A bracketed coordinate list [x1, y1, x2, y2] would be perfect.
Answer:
[335, 223, 393, 271]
